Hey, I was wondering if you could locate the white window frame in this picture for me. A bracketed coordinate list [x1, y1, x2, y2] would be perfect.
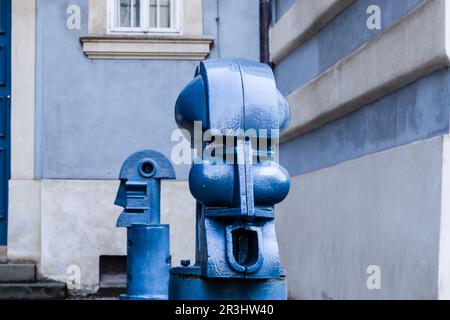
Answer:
[108, 0, 182, 34]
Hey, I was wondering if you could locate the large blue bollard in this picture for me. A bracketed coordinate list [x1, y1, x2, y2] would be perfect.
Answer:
[114, 150, 175, 300]
[170, 59, 291, 300]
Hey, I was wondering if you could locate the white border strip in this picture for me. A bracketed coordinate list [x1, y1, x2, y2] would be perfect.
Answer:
[270, 0, 353, 64]
[282, 0, 450, 142]
[439, 135, 450, 299]
[11, 0, 36, 179]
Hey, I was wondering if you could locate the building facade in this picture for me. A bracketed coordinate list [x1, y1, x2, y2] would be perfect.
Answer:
[2, 0, 450, 300]
[273, 0, 450, 299]
[2, 0, 260, 292]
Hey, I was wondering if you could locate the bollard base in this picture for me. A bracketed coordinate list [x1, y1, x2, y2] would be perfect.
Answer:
[124, 224, 170, 300]
[169, 267, 287, 300]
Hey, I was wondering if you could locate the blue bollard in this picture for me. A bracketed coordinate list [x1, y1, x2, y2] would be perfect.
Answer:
[114, 150, 175, 300]
[170, 59, 291, 300]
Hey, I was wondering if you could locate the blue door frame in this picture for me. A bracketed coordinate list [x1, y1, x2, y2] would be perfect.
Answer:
[0, 0, 11, 245]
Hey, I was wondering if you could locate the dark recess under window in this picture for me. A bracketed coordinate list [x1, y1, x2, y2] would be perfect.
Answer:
[98, 255, 127, 297]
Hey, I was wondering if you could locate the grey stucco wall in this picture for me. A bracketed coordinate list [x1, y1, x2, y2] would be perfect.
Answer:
[273, 0, 296, 22]
[274, 0, 435, 175]
[272, 0, 449, 300]
[274, 0, 424, 96]
[280, 69, 450, 176]
[36, 0, 260, 180]
[204, 0, 259, 60]
[277, 136, 443, 299]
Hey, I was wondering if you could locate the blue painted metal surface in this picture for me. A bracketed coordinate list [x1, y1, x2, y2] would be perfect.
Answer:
[115, 150, 175, 300]
[171, 59, 291, 300]
[169, 267, 287, 300]
[0, 0, 11, 245]
[122, 225, 170, 300]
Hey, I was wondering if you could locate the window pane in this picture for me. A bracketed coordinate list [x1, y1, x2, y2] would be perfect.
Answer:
[149, 0, 157, 28]
[118, 0, 140, 28]
[118, 0, 131, 27]
[159, 0, 171, 28]
[135, 0, 140, 27]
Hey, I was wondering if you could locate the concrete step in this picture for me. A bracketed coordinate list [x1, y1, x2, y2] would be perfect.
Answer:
[0, 281, 67, 300]
[0, 264, 36, 283]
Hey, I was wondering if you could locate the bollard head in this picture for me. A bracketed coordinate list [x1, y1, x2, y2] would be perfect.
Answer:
[115, 150, 175, 228]
[175, 59, 290, 143]
[175, 59, 291, 212]
[117, 150, 175, 181]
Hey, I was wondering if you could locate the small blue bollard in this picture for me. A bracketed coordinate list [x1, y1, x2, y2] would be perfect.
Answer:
[170, 59, 291, 300]
[114, 150, 175, 300]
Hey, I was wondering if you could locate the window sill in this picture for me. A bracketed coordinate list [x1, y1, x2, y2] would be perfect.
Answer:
[79, 34, 214, 60]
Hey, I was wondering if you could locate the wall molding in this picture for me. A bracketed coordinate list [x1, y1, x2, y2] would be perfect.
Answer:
[270, 0, 353, 65]
[80, 34, 214, 60]
[282, 0, 450, 142]
[85, 0, 211, 60]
